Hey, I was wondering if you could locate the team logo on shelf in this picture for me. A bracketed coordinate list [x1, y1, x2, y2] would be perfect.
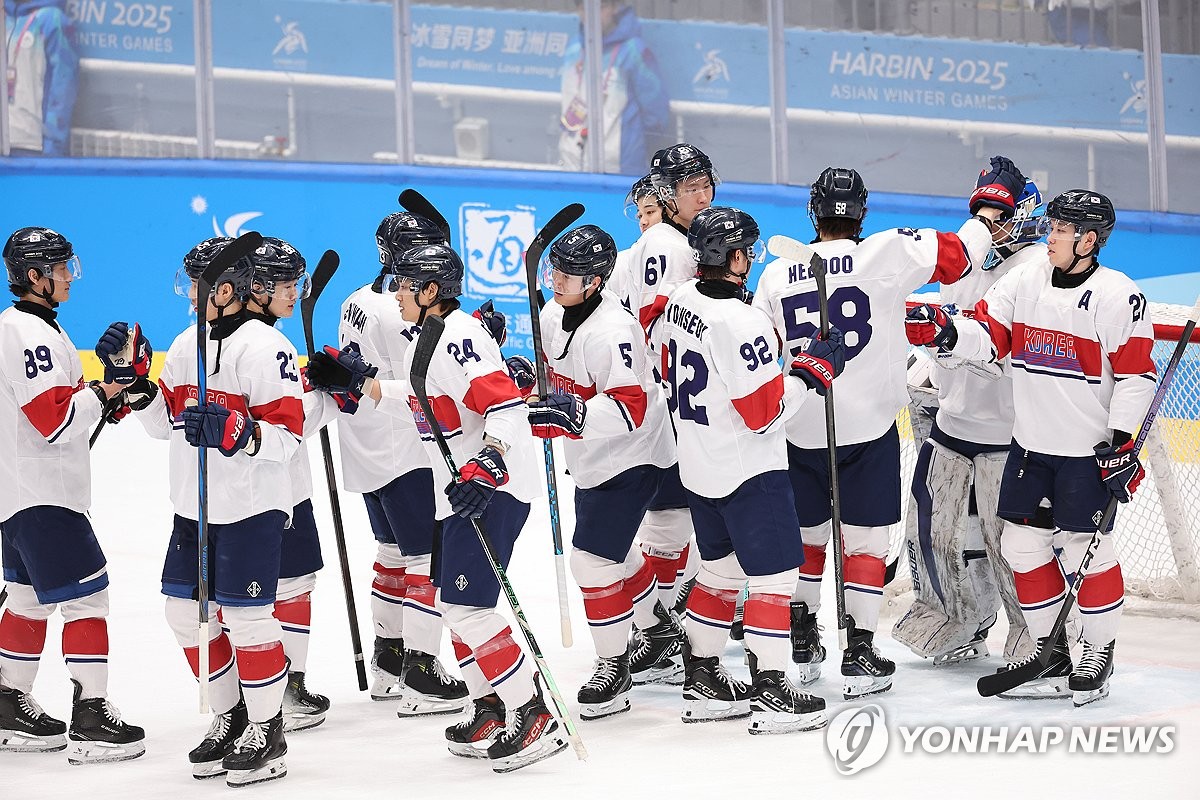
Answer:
[459, 203, 536, 299]
[826, 704, 889, 776]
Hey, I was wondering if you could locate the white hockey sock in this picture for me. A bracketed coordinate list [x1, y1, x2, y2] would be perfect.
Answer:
[401, 571, 444, 656]
[371, 545, 406, 639]
[274, 593, 312, 674]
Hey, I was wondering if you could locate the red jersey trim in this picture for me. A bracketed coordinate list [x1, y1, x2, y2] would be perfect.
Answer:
[1110, 336, 1156, 379]
[463, 371, 523, 418]
[930, 232, 970, 285]
[250, 396, 304, 438]
[21, 384, 79, 440]
[974, 299, 1012, 360]
[731, 374, 785, 433]
[605, 384, 648, 429]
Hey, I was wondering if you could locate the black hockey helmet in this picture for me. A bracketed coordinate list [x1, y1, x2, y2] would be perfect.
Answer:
[623, 174, 660, 220]
[387, 243, 464, 301]
[809, 167, 868, 222]
[540, 225, 617, 295]
[688, 206, 760, 270]
[650, 143, 720, 201]
[4, 226, 80, 290]
[376, 213, 446, 269]
[1044, 189, 1116, 249]
[177, 236, 255, 300]
[250, 236, 310, 298]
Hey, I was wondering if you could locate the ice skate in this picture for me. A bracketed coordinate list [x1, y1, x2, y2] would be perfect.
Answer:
[629, 602, 685, 686]
[577, 654, 632, 720]
[681, 642, 752, 723]
[933, 628, 990, 666]
[486, 684, 568, 773]
[789, 602, 825, 685]
[66, 680, 145, 765]
[0, 686, 66, 753]
[1069, 640, 1114, 707]
[997, 633, 1072, 700]
[445, 695, 505, 759]
[282, 671, 329, 732]
[370, 636, 406, 701]
[841, 630, 895, 700]
[222, 712, 287, 787]
[396, 650, 469, 717]
[748, 669, 827, 734]
[729, 601, 745, 642]
[189, 700, 248, 779]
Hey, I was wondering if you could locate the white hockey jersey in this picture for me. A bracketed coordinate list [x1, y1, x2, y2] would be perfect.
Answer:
[135, 315, 304, 524]
[539, 292, 676, 489]
[335, 285, 428, 493]
[0, 304, 103, 524]
[951, 257, 1157, 457]
[655, 281, 812, 499]
[753, 218, 992, 449]
[625, 220, 697, 338]
[606, 247, 638, 314]
[385, 308, 541, 521]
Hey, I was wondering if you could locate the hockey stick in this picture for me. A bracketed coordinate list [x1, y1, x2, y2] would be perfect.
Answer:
[195, 230, 262, 713]
[977, 292, 1200, 697]
[0, 584, 7, 610]
[767, 235, 852, 649]
[410, 315, 587, 762]
[524, 203, 585, 649]
[300, 249, 370, 692]
[398, 189, 452, 242]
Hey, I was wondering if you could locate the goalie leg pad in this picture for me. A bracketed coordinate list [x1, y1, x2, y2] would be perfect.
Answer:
[972, 449, 1033, 659]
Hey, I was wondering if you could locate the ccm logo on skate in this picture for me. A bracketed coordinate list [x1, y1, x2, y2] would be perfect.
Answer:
[826, 704, 888, 776]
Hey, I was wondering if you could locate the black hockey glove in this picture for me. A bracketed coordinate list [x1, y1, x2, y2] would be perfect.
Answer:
[307, 345, 378, 399]
[473, 300, 508, 347]
[1094, 440, 1144, 503]
[969, 155, 1025, 218]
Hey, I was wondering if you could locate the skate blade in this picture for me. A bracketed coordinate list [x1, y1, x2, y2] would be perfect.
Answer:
[447, 740, 493, 759]
[842, 675, 893, 700]
[67, 739, 146, 765]
[933, 643, 989, 667]
[370, 675, 405, 701]
[489, 733, 568, 773]
[0, 730, 68, 752]
[1072, 683, 1110, 708]
[681, 696, 751, 723]
[192, 760, 228, 779]
[578, 693, 630, 721]
[795, 661, 823, 686]
[998, 676, 1070, 700]
[748, 708, 828, 735]
[396, 690, 470, 717]
[282, 711, 326, 733]
[631, 660, 684, 687]
[225, 757, 287, 787]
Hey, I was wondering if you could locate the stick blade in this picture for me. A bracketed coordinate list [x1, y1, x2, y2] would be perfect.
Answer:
[410, 314, 447, 397]
[398, 189, 452, 241]
[524, 203, 585, 275]
[766, 234, 817, 264]
[200, 231, 262, 289]
[976, 661, 1043, 697]
[301, 250, 340, 353]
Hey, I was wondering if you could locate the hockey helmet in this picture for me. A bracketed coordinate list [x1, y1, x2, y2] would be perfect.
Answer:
[987, 179, 1046, 264]
[176, 236, 255, 300]
[250, 236, 310, 298]
[650, 143, 720, 202]
[809, 167, 868, 222]
[4, 227, 81, 290]
[688, 206, 760, 269]
[386, 243, 464, 301]
[540, 224, 617, 296]
[1042, 189, 1116, 250]
[623, 174, 659, 221]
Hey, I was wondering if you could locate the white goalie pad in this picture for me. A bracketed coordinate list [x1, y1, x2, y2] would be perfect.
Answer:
[906, 350, 939, 450]
[972, 450, 1033, 660]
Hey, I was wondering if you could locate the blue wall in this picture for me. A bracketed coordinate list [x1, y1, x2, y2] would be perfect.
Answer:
[3, 158, 1197, 359]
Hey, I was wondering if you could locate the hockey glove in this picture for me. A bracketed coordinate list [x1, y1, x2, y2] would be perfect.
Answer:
[95, 321, 153, 385]
[181, 403, 254, 457]
[527, 392, 587, 439]
[445, 445, 509, 518]
[789, 327, 846, 396]
[505, 355, 537, 396]
[306, 345, 378, 399]
[969, 155, 1025, 218]
[123, 376, 159, 412]
[905, 303, 958, 351]
[1094, 439, 1145, 504]
[473, 300, 508, 347]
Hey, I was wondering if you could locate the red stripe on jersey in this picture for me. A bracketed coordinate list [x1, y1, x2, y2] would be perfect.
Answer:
[605, 384, 648, 428]
[547, 366, 597, 400]
[639, 295, 668, 336]
[730, 374, 785, 432]
[409, 394, 462, 436]
[160, 380, 184, 418]
[162, 384, 252, 418]
[975, 299, 1013, 360]
[930, 232, 971, 284]
[20, 384, 78, 439]
[1110, 335, 1156, 379]
[250, 396, 304, 438]
[462, 371, 522, 417]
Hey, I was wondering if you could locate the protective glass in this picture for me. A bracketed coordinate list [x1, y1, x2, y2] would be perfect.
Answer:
[387, 274, 419, 295]
[38, 255, 83, 282]
[1038, 217, 1083, 240]
[174, 265, 195, 298]
[255, 272, 312, 299]
[538, 253, 593, 296]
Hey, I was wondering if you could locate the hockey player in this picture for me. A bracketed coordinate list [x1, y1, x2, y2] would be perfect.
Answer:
[656, 206, 845, 733]
[308, 243, 567, 772]
[909, 189, 1156, 706]
[527, 224, 677, 720]
[752, 161, 1004, 698]
[893, 177, 1046, 667]
[242, 237, 332, 732]
[130, 237, 303, 785]
[333, 212, 468, 713]
[608, 174, 663, 312]
[0, 227, 145, 763]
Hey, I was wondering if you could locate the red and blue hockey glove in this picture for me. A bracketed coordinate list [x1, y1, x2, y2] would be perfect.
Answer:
[969, 155, 1025, 218]
[95, 321, 153, 385]
[905, 303, 958, 350]
[181, 403, 254, 457]
[1094, 439, 1144, 504]
[445, 445, 509, 518]
[527, 392, 588, 439]
[789, 327, 846, 396]
[473, 300, 508, 347]
[505, 355, 537, 396]
[306, 345, 377, 398]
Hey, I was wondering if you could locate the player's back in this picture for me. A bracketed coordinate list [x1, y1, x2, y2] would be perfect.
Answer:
[625, 220, 695, 337]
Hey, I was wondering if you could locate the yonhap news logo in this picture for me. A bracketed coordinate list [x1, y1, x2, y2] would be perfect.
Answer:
[827, 704, 889, 775]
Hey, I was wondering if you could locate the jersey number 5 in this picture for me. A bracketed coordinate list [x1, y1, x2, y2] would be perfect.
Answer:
[781, 286, 873, 360]
[663, 339, 709, 425]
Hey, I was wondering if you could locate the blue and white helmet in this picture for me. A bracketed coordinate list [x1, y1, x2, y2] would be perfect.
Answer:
[984, 178, 1044, 269]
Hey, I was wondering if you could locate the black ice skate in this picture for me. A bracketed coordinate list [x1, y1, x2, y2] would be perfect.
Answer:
[222, 711, 287, 787]
[934, 627, 991, 667]
[67, 680, 145, 765]
[445, 695, 505, 759]
[997, 633, 1072, 700]
[729, 600, 745, 642]
[747, 653, 827, 735]
[486, 684, 568, 773]
[577, 653, 632, 720]
[1069, 640, 1114, 707]
[629, 602, 685, 686]
[790, 602, 826, 684]
[0, 686, 66, 752]
[841, 629, 896, 700]
[681, 641, 752, 723]
[396, 650, 469, 717]
[188, 700, 248, 779]
[370, 636, 405, 701]
[282, 672, 329, 732]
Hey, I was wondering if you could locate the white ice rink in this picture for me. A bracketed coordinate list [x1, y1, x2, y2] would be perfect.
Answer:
[4, 420, 1198, 799]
